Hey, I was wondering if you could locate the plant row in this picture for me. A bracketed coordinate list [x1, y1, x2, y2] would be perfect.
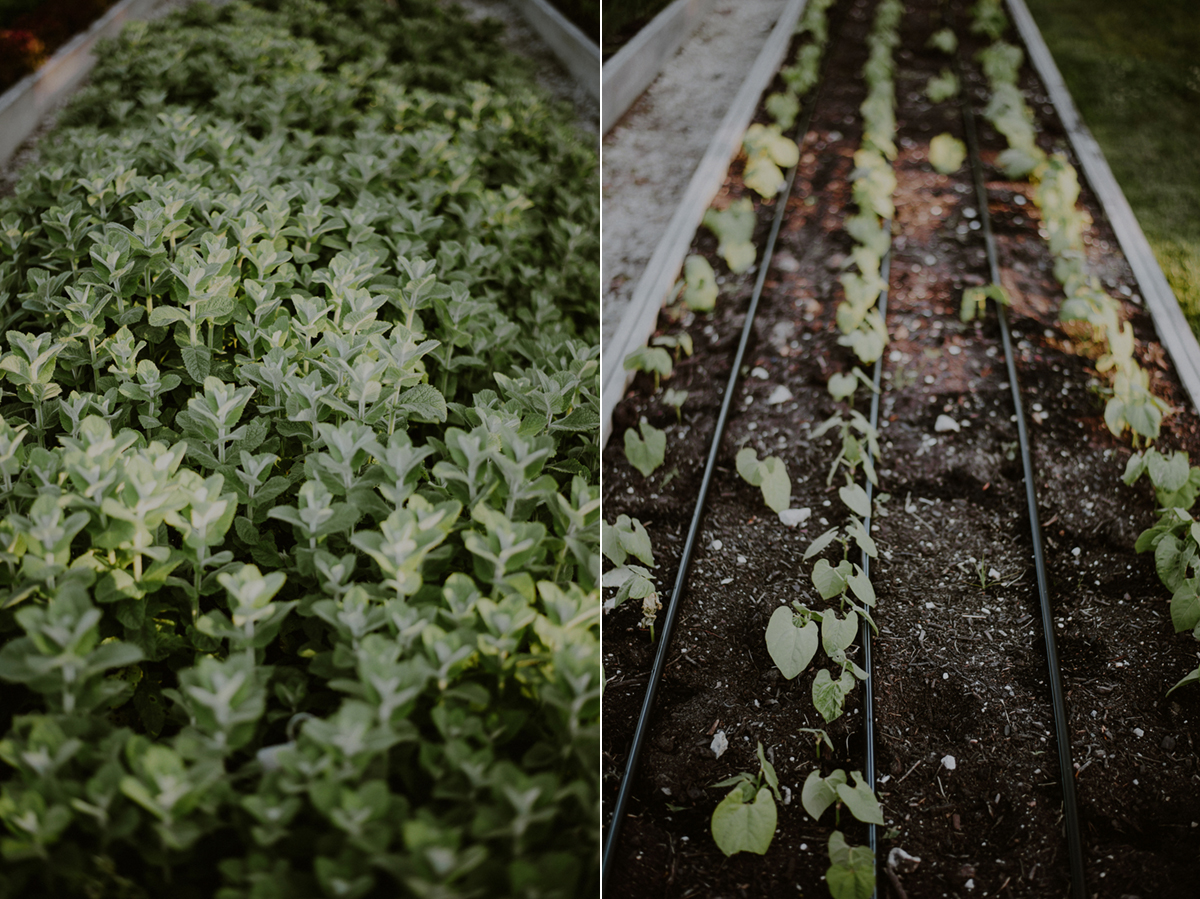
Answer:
[967, 0, 1200, 695]
[0, 1, 600, 897]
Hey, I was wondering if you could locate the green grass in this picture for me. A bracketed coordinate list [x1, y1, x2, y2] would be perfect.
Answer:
[1023, 0, 1200, 335]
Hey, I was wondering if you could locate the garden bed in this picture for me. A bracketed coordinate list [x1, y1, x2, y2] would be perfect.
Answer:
[0, 1, 599, 896]
[601, 0, 1200, 895]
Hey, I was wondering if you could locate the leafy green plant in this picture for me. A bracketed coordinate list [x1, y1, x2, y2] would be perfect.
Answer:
[927, 27, 957, 54]
[743, 124, 800, 198]
[1124, 450, 1200, 693]
[601, 515, 659, 635]
[652, 332, 694, 363]
[735, 447, 791, 513]
[925, 69, 959, 103]
[710, 741, 781, 856]
[703, 199, 757, 274]
[0, 0, 601, 894]
[662, 387, 688, 424]
[624, 418, 667, 478]
[801, 770, 882, 899]
[623, 345, 672, 391]
[929, 133, 967, 174]
[680, 254, 718, 312]
[960, 282, 1012, 322]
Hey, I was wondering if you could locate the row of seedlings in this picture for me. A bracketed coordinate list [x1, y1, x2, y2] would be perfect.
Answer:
[970, 3, 1200, 699]
[602, 0, 911, 894]
[762, 1, 904, 894]
[969, 0, 1200, 788]
[0, 1, 601, 897]
[931, 0, 1200, 888]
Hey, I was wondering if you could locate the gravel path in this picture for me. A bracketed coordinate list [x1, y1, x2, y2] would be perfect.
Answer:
[601, 0, 788, 350]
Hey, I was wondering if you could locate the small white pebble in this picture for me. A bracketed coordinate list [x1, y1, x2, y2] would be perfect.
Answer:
[1134, 728, 1144, 738]
[779, 508, 812, 527]
[935, 414, 960, 433]
[711, 731, 729, 758]
[948, 345, 961, 355]
[737, 554, 747, 565]
[942, 755, 957, 771]
[767, 384, 794, 405]
[751, 366, 769, 379]
[1072, 547, 1081, 557]
[711, 539, 723, 551]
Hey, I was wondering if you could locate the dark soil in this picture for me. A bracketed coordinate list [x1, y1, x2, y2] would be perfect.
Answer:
[601, 1, 1200, 897]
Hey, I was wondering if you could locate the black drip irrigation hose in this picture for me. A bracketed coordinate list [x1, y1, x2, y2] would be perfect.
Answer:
[860, 248, 889, 897]
[955, 48, 1088, 899]
[601, 38, 836, 890]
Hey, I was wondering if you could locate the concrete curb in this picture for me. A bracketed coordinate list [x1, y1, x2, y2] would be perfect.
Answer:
[509, 0, 600, 99]
[0, 0, 171, 169]
[600, 0, 808, 447]
[1006, 0, 1200, 416]
[601, 0, 716, 134]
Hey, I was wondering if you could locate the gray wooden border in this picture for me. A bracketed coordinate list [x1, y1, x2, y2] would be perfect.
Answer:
[0, 0, 172, 168]
[509, 0, 600, 99]
[600, 0, 808, 446]
[601, 0, 717, 134]
[1006, 0, 1200, 415]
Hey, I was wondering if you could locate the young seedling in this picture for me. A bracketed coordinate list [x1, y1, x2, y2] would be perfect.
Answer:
[624, 418, 666, 478]
[929, 133, 966, 174]
[703, 199, 757, 274]
[735, 447, 791, 513]
[961, 282, 1011, 323]
[742, 124, 800, 198]
[710, 742, 781, 856]
[623, 345, 672, 391]
[925, 69, 960, 103]
[601, 515, 659, 636]
[801, 769, 883, 899]
[662, 388, 688, 424]
[679, 254, 718, 312]
[652, 332, 693, 363]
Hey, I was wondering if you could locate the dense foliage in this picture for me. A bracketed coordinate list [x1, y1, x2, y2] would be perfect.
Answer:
[0, 0, 600, 896]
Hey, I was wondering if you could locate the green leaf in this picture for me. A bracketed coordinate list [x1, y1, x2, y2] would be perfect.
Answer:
[812, 559, 851, 600]
[766, 607, 819, 679]
[759, 456, 791, 513]
[827, 831, 876, 899]
[1171, 579, 1200, 633]
[839, 483, 871, 518]
[703, 199, 756, 274]
[804, 527, 840, 560]
[845, 565, 876, 607]
[624, 420, 666, 478]
[835, 771, 884, 825]
[1148, 449, 1190, 493]
[711, 785, 776, 856]
[929, 134, 966, 174]
[736, 447, 764, 486]
[828, 372, 857, 401]
[181, 344, 212, 382]
[395, 384, 447, 423]
[812, 667, 856, 722]
[821, 609, 858, 656]
[801, 768, 846, 821]
[1168, 665, 1200, 697]
[682, 255, 718, 312]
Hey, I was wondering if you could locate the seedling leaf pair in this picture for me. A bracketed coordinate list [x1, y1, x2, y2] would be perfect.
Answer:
[736, 447, 791, 513]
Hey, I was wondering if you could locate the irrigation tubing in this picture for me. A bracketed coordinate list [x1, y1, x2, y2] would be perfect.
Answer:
[860, 248, 889, 897]
[601, 37, 835, 890]
[955, 46, 1088, 899]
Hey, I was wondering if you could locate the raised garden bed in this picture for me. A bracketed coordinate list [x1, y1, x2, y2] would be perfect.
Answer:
[602, 0, 1200, 895]
[0, 1, 600, 896]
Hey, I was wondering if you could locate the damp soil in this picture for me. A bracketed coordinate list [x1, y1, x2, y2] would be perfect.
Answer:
[601, 1, 1200, 897]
